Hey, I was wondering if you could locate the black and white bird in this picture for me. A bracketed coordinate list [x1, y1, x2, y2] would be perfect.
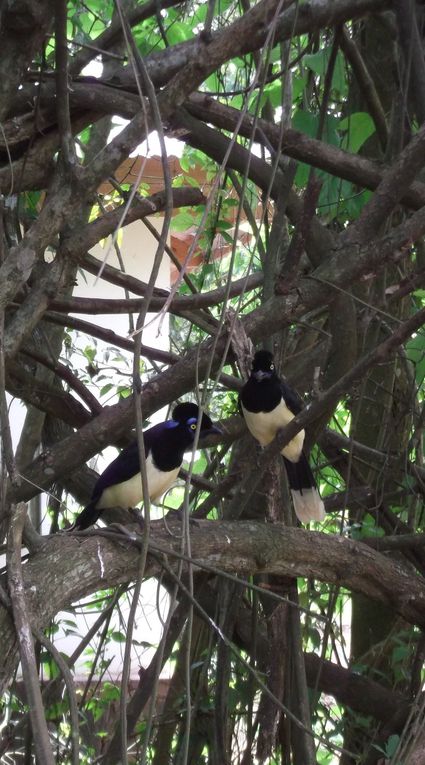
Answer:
[71, 402, 220, 530]
[239, 350, 325, 523]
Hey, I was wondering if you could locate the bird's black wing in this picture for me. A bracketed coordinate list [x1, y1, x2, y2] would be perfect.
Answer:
[89, 439, 141, 507]
[70, 423, 172, 531]
[239, 376, 260, 412]
[280, 379, 303, 416]
[88, 419, 183, 506]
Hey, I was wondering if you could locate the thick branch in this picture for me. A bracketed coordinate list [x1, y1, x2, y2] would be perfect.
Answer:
[61, 187, 205, 259]
[394, 0, 425, 125]
[48, 273, 263, 314]
[0, 0, 55, 122]
[6, 504, 55, 764]
[344, 119, 425, 245]
[186, 94, 425, 211]
[1, 520, 425, 693]
[6, 358, 93, 429]
[69, 0, 187, 76]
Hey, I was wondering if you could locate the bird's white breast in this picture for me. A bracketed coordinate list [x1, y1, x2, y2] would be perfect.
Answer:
[241, 399, 305, 462]
[96, 453, 180, 509]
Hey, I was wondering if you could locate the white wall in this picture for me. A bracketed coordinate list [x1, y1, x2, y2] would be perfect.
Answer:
[65, 216, 173, 681]
[10, 214, 175, 682]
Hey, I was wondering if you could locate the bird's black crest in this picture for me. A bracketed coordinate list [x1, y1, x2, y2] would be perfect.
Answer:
[172, 402, 215, 431]
[252, 350, 275, 372]
[172, 402, 200, 423]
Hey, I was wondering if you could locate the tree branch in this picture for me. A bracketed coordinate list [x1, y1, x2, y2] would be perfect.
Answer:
[61, 187, 205, 260]
[1, 519, 425, 693]
[186, 93, 425, 211]
[6, 503, 55, 764]
[47, 273, 263, 315]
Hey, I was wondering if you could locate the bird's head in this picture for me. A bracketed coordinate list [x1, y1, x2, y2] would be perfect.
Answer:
[251, 350, 276, 381]
[172, 402, 222, 438]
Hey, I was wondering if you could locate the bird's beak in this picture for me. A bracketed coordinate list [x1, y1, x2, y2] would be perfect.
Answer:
[253, 370, 269, 381]
[199, 423, 222, 438]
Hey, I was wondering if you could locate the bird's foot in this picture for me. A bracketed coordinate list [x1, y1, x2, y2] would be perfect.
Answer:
[104, 523, 140, 542]
[164, 508, 200, 528]
[128, 507, 145, 531]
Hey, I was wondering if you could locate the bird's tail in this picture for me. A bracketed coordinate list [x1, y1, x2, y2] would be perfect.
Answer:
[283, 453, 325, 523]
[68, 501, 101, 531]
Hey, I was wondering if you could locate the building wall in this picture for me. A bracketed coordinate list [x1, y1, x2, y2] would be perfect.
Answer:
[11, 215, 173, 682]
[76, 215, 170, 343]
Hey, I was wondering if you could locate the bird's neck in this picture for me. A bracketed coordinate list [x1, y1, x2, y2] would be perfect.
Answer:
[242, 375, 282, 413]
[151, 426, 193, 471]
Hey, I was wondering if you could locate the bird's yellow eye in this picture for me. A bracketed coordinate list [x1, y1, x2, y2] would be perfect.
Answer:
[190, 423, 197, 430]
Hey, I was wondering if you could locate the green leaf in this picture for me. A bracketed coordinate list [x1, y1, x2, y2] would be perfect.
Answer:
[179, 154, 191, 173]
[350, 512, 385, 540]
[268, 46, 282, 64]
[263, 80, 281, 108]
[339, 112, 376, 153]
[386, 734, 400, 758]
[292, 109, 340, 146]
[172, 211, 196, 231]
[83, 345, 96, 363]
[101, 683, 121, 701]
[303, 48, 346, 94]
[193, 4, 207, 23]
[61, 619, 78, 629]
[204, 72, 220, 93]
[23, 191, 42, 218]
[406, 330, 425, 384]
[166, 21, 192, 46]
[220, 231, 234, 244]
[100, 383, 114, 397]
[292, 74, 307, 103]
[392, 644, 409, 663]
[230, 93, 244, 110]
[111, 630, 126, 643]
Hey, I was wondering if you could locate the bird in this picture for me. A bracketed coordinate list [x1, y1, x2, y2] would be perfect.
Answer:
[239, 350, 325, 523]
[70, 402, 221, 530]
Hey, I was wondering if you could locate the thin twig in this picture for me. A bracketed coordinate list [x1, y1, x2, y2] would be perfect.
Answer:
[0, 310, 20, 491]
[32, 627, 80, 765]
[55, 0, 77, 167]
[6, 503, 55, 765]
[340, 25, 388, 149]
[114, 2, 175, 759]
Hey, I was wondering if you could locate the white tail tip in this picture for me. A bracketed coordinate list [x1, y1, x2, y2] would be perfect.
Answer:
[291, 488, 325, 524]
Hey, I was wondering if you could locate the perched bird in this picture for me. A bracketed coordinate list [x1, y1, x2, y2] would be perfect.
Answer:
[239, 350, 325, 523]
[71, 402, 220, 530]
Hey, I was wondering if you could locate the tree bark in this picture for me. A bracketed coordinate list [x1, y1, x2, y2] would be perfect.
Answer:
[1, 520, 425, 693]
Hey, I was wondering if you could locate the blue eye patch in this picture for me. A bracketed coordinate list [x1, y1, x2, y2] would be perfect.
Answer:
[165, 419, 180, 429]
